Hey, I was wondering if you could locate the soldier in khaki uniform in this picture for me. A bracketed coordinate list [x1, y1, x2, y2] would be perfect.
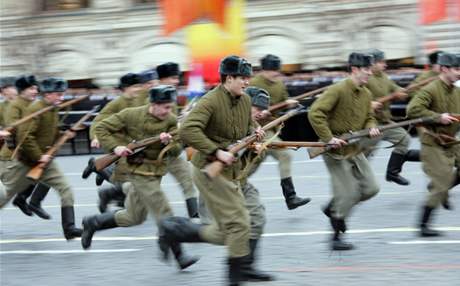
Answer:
[0, 76, 52, 219]
[406, 52, 460, 237]
[412, 51, 443, 86]
[0, 77, 82, 239]
[157, 56, 269, 286]
[249, 54, 310, 210]
[309, 53, 380, 251]
[363, 49, 420, 185]
[0, 77, 18, 127]
[81, 85, 198, 270]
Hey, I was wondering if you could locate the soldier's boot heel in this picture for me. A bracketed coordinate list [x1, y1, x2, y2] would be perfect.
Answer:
[281, 177, 311, 210]
[170, 242, 199, 270]
[81, 211, 117, 249]
[29, 183, 51, 220]
[12, 185, 35, 216]
[61, 206, 83, 240]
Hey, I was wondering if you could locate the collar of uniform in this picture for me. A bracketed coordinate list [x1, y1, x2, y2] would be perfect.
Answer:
[145, 105, 163, 122]
[260, 74, 275, 85]
[345, 78, 362, 94]
[219, 84, 241, 106]
[17, 95, 33, 106]
[439, 78, 454, 92]
[372, 70, 383, 78]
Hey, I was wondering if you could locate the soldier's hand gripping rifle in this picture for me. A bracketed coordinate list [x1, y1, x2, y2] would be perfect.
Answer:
[204, 107, 306, 178]
[268, 86, 328, 113]
[0, 95, 90, 148]
[93, 130, 179, 171]
[26, 105, 98, 181]
[376, 76, 437, 104]
[307, 116, 437, 159]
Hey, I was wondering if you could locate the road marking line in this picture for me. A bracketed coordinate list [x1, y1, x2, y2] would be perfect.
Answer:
[1, 227, 459, 244]
[388, 240, 460, 245]
[0, 249, 141, 255]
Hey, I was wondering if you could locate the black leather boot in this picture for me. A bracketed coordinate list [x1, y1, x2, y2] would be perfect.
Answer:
[82, 157, 96, 179]
[404, 149, 420, 162]
[185, 197, 199, 218]
[281, 177, 311, 210]
[158, 216, 204, 261]
[98, 184, 125, 213]
[28, 183, 51, 220]
[81, 211, 118, 249]
[322, 200, 346, 233]
[331, 226, 354, 251]
[61, 206, 83, 240]
[12, 185, 35, 216]
[386, 152, 410, 185]
[420, 205, 441, 237]
[170, 242, 200, 270]
[228, 257, 244, 286]
[240, 239, 274, 282]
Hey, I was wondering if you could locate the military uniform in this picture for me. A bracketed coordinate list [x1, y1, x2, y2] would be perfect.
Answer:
[0, 97, 82, 239]
[407, 54, 460, 236]
[309, 55, 380, 250]
[81, 86, 198, 270]
[364, 68, 419, 185]
[0, 100, 8, 127]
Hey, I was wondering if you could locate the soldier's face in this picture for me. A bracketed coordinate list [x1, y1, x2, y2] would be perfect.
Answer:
[251, 106, 263, 120]
[2, 86, 18, 101]
[45, 92, 64, 105]
[372, 60, 387, 72]
[227, 75, 250, 97]
[161, 76, 180, 87]
[150, 102, 174, 120]
[21, 85, 38, 101]
[442, 66, 460, 83]
[353, 67, 372, 85]
[143, 80, 159, 90]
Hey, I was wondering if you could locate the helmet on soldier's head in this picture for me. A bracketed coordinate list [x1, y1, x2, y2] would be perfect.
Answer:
[119, 73, 141, 89]
[149, 85, 177, 103]
[428, 51, 443, 65]
[245, 86, 270, 110]
[348, 53, 374, 68]
[156, 62, 180, 79]
[219, 55, 252, 77]
[367, 49, 385, 62]
[40, 78, 68, 93]
[260, 54, 281, 71]
[437, 53, 459, 68]
[15, 75, 38, 93]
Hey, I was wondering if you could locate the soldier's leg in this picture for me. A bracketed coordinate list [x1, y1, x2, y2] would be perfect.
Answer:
[383, 127, 413, 185]
[419, 145, 455, 237]
[0, 160, 35, 208]
[97, 183, 125, 213]
[39, 161, 82, 240]
[353, 153, 380, 202]
[268, 145, 311, 210]
[131, 175, 198, 270]
[11, 184, 34, 216]
[323, 154, 361, 250]
[28, 183, 52, 219]
[198, 192, 213, 224]
[241, 182, 274, 281]
[166, 156, 199, 218]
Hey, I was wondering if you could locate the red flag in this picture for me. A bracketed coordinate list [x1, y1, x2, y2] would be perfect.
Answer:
[419, 0, 447, 24]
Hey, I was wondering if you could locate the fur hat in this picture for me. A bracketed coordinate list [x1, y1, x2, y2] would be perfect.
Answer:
[348, 53, 373, 68]
[0, 77, 17, 89]
[428, 50, 443, 65]
[15, 75, 38, 93]
[245, 86, 270, 110]
[367, 49, 385, 62]
[139, 69, 158, 83]
[260, 54, 281, 71]
[149, 85, 177, 103]
[156, 62, 180, 79]
[219, 55, 252, 77]
[437, 52, 459, 67]
[40, 78, 68, 93]
[119, 73, 141, 89]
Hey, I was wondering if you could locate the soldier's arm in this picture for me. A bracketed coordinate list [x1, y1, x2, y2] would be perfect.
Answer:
[165, 116, 182, 157]
[17, 108, 42, 162]
[406, 89, 439, 119]
[94, 110, 128, 153]
[308, 89, 338, 143]
[364, 101, 378, 129]
[180, 97, 219, 155]
[89, 100, 120, 140]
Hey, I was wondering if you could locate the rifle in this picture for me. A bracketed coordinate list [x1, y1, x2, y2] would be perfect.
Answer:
[376, 76, 437, 104]
[26, 105, 98, 181]
[204, 107, 306, 178]
[268, 86, 328, 113]
[0, 95, 89, 148]
[307, 116, 437, 159]
[260, 141, 329, 150]
[93, 130, 179, 171]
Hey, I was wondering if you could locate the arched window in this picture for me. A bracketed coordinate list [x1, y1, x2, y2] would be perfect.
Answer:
[42, 0, 89, 11]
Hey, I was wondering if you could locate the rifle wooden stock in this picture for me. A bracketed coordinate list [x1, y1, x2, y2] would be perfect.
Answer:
[26, 105, 97, 181]
[204, 107, 305, 178]
[93, 130, 179, 171]
[264, 141, 328, 149]
[377, 76, 437, 104]
[0, 95, 89, 148]
[268, 86, 328, 113]
[307, 116, 436, 159]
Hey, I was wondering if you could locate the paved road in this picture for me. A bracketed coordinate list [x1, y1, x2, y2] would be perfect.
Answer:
[1, 142, 459, 286]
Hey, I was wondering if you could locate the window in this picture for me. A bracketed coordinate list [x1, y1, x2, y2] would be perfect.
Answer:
[42, 0, 89, 11]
